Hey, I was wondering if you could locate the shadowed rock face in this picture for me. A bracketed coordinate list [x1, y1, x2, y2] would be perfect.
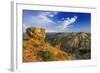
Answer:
[23, 27, 71, 62]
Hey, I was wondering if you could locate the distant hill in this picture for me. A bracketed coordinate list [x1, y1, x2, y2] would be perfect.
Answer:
[46, 32, 91, 60]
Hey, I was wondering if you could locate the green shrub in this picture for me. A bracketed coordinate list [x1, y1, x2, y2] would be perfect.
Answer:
[38, 51, 57, 61]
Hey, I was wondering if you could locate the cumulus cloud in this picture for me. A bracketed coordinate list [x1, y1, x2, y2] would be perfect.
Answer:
[57, 16, 78, 30]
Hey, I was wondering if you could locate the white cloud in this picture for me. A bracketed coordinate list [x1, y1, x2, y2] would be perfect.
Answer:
[57, 16, 78, 30]
[23, 24, 26, 32]
[23, 24, 33, 32]
[40, 12, 57, 17]
[49, 14, 54, 17]
[23, 11, 78, 33]
[31, 13, 56, 27]
[23, 12, 57, 32]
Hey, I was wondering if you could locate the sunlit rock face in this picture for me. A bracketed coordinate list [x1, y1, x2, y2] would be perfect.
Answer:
[23, 27, 71, 62]
[26, 27, 46, 40]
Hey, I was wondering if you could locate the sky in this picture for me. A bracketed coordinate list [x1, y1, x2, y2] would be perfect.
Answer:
[23, 10, 91, 33]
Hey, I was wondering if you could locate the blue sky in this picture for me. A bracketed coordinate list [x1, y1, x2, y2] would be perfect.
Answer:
[23, 10, 91, 33]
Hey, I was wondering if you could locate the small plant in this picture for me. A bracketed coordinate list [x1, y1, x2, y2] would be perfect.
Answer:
[38, 51, 57, 61]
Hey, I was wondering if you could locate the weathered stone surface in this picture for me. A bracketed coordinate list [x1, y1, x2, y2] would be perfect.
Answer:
[23, 27, 71, 62]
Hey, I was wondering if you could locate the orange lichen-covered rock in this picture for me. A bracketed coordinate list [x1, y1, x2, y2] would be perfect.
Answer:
[23, 27, 72, 62]
[23, 49, 33, 62]
[56, 53, 71, 60]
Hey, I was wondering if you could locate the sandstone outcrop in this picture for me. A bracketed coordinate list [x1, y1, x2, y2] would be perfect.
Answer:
[23, 27, 71, 62]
